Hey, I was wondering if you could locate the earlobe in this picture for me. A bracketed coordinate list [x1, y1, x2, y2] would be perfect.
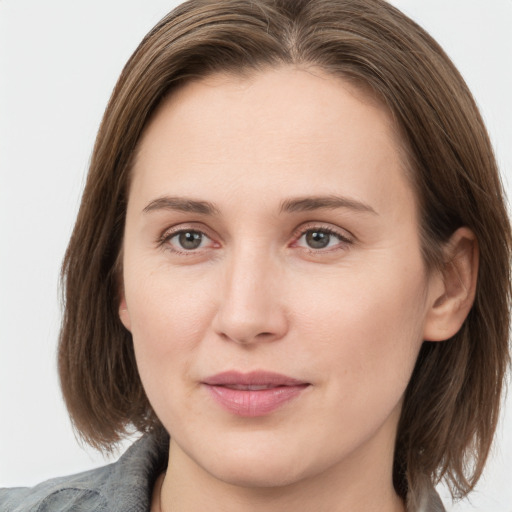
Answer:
[118, 294, 132, 332]
[423, 227, 478, 342]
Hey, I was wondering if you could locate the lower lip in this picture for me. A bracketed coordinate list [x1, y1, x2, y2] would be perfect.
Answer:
[204, 384, 309, 417]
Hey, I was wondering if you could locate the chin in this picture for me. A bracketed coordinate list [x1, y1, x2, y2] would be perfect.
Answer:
[209, 458, 309, 489]
[191, 434, 326, 490]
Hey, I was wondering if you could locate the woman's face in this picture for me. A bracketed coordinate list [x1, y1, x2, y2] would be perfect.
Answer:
[120, 67, 442, 488]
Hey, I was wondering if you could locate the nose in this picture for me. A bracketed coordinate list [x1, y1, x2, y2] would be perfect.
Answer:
[212, 247, 288, 345]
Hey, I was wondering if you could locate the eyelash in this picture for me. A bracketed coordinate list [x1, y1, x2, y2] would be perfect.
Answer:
[157, 225, 218, 255]
[157, 224, 354, 255]
[291, 225, 353, 253]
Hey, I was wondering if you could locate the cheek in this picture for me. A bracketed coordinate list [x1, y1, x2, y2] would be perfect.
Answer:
[292, 261, 428, 408]
[125, 268, 218, 382]
[124, 268, 223, 432]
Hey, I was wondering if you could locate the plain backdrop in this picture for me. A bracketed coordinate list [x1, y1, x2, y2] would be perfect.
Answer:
[1, 1, 511, 510]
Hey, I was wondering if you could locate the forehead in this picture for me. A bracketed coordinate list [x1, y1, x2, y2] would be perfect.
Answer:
[130, 66, 414, 219]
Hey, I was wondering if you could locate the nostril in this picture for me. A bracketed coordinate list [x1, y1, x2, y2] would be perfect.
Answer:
[217, 329, 282, 345]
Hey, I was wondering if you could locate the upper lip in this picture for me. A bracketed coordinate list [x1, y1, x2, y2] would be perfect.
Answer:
[202, 371, 308, 387]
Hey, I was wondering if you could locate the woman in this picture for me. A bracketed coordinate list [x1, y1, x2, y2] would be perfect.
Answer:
[1, 0, 510, 510]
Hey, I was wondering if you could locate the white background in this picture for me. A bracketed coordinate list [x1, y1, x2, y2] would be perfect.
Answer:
[0, 1, 511, 510]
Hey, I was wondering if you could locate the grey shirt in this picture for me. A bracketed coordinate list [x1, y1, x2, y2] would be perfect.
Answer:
[0, 434, 167, 512]
[0, 434, 445, 511]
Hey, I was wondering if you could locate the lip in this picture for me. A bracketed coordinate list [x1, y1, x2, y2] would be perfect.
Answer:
[202, 371, 310, 417]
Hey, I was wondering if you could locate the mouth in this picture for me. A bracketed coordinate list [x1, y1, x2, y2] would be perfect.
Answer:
[202, 371, 310, 417]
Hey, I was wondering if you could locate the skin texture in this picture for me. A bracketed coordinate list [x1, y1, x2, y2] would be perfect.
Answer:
[119, 67, 477, 512]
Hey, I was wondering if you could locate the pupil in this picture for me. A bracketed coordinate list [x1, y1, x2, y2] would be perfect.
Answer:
[179, 231, 202, 250]
[306, 230, 330, 249]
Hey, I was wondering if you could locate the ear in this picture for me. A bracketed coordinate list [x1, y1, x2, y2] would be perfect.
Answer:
[118, 291, 132, 332]
[423, 227, 478, 342]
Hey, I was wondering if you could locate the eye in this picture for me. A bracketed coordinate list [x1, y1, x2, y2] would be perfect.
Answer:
[293, 227, 353, 251]
[162, 229, 216, 252]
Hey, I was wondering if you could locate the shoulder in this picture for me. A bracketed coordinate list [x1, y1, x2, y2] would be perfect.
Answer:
[0, 433, 169, 512]
[0, 466, 110, 512]
[410, 483, 446, 512]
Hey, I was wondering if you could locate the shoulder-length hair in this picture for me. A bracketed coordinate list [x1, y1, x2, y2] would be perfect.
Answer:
[59, 0, 511, 505]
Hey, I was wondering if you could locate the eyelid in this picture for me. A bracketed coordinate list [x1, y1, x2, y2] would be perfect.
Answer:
[157, 223, 221, 252]
[155, 221, 354, 254]
[290, 222, 355, 250]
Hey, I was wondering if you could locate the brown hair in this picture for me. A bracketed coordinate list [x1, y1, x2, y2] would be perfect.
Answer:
[59, 0, 511, 505]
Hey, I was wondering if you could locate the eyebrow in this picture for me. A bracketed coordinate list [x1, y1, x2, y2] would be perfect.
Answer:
[143, 196, 220, 215]
[142, 194, 377, 216]
[280, 195, 377, 215]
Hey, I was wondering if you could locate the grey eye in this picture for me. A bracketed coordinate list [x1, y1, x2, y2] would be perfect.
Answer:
[176, 231, 204, 250]
[304, 230, 332, 249]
